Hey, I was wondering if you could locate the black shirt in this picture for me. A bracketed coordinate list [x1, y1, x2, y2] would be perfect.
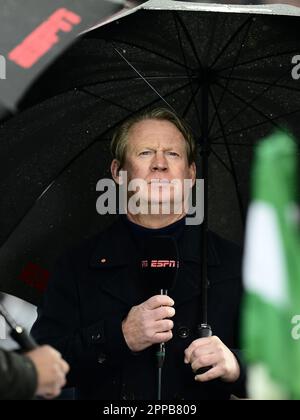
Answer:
[120, 215, 186, 251]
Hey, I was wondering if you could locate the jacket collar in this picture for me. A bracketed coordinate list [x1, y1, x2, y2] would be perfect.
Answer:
[90, 217, 221, 269]
[179, 223, 220, 267]
[90, 217, 137, 269]
[89, 217, 221, 308]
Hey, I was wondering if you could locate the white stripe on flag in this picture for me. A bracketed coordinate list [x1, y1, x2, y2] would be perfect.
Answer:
[243, 202, 289, 307]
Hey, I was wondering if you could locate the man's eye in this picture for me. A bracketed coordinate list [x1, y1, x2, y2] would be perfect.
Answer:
[167, 152, 179, 157]
[139, 151, 152, 156]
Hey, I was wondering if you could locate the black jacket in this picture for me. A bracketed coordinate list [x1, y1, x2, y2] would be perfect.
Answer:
[0, 349, 37, 400]
[32, 217, 246, 400]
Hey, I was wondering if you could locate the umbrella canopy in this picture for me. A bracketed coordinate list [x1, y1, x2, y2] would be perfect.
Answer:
[0, 0, 132, 114]
[0, 0, 300, 304]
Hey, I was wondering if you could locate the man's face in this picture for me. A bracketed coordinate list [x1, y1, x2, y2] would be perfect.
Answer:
[112, 119, 196, 213]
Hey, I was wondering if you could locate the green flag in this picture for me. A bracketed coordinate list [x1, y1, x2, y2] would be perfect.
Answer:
[243, 131, 300, 399]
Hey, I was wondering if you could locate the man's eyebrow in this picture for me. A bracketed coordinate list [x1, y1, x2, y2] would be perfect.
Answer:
[135, 147, 154, 153]
[137, 146, 180, 151]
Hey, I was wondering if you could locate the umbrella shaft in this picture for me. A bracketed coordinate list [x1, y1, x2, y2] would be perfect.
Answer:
[201, 84, 209, 325]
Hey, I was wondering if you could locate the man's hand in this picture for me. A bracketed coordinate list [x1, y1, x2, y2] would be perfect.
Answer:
[26, 345, 70, 399]
[122, 295, 175, 352]
[184, 336, 240, 383]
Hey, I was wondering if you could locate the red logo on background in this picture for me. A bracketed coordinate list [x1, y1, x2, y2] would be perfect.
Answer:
[19, 262, 50, 293]
[8, 8, 81, 69]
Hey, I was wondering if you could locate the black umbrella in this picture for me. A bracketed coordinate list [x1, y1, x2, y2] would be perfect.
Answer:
[0, 0, 133, 115]
[0, 0, 300, 306]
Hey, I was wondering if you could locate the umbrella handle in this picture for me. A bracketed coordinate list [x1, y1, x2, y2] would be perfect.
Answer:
[195, 324, 213, 375]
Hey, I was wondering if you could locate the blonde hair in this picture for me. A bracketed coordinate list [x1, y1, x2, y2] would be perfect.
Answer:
[110, 108, 196, 168]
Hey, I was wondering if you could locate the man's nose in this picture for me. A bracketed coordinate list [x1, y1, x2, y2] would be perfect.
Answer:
[151, 152, 168, 172]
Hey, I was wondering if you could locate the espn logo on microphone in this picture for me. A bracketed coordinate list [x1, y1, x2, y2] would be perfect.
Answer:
[142, 260, 179, 268]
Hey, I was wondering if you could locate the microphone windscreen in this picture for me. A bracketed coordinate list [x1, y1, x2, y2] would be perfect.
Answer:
[140, 235, 179, 292]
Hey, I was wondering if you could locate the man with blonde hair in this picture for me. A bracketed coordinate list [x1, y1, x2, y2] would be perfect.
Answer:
[32, 108, 245, 400]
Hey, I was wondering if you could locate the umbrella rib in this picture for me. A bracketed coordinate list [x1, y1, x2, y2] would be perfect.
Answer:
[212, 141, 253, 147]
[218, 75, 300, 93]
[114, 47, 177, 112]
[80, 87, 134, 112]
[128, 75, 196, 80]
[210, 17, 252, 69]
[217, 49, 299, 72]
[83, 79, 193, 128]
[208, 18, 253, 136]
[173, 12, 203, 70]
[182, 84, 202, 119]
[213, 70, 291, 137]
[80, 75, 196, 90]
[215, 80, 283, 131]
[107, 38, 195, 72]
[208, 87, 245, 225]
[174, 12, 202, 133]
[209, 148, 232, 174]
[211, 109, 300, 142]
[0, 81, 195, 250]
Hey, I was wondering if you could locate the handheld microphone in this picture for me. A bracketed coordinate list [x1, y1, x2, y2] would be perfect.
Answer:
[140, 235, 179, 400]
[140, 235, 179, 295]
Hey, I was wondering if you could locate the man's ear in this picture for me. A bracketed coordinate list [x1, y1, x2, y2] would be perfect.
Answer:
[190, 162, 196, 187]
[111, 159, 122, 185]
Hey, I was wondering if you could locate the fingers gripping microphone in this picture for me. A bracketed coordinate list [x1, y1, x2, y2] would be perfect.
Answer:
[140, 236, 179, 400]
